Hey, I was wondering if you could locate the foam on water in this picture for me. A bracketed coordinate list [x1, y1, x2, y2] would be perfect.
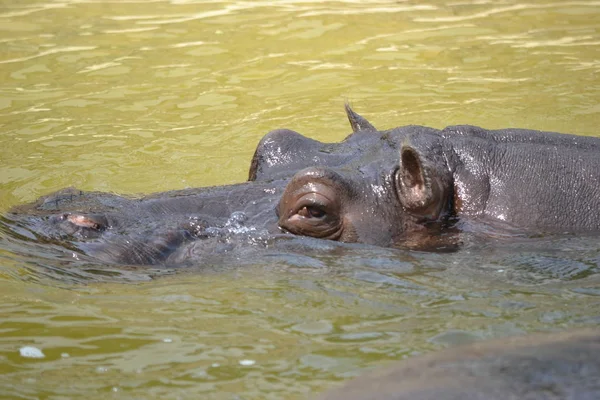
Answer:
[195, 211, 269, 241]
[19, 346, 45, 359]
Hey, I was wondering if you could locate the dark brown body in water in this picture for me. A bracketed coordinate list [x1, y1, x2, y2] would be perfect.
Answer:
[316, 329, 600, 400]
[3, 105, 600, 265]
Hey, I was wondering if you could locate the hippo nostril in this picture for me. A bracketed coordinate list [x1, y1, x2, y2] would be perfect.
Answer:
[66, 214, 108, 231]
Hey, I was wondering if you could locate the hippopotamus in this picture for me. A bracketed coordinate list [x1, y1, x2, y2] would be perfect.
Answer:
[3, 105, 600, 265]
[316, 328, 600, 400]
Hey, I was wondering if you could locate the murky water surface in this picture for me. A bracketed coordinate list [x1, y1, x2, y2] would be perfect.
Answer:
[1, 1, 599, 399]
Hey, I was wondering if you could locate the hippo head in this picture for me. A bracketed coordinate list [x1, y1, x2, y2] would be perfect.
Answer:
[252, 105, 455, 249]
[4, 105, 458, 266]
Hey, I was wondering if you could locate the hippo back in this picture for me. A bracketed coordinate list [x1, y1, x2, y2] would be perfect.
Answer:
[316, 329, 600, 400]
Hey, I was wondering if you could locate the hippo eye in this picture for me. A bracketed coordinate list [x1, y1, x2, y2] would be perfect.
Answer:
[278, 183, 343, 240]
[297, 205, 326, 219]
[290, 195, 334, 222]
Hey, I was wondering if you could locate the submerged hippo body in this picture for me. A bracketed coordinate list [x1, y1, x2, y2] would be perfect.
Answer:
[316, 329, 600, 400]
[3, 105, 600, 265]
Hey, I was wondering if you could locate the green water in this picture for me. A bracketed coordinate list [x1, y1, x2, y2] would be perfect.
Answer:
[1, 1, 599, 399]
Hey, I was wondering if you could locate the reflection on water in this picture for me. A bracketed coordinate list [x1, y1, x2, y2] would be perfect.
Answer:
[2, 222, 600, 398]
[1, 0, 599, 399]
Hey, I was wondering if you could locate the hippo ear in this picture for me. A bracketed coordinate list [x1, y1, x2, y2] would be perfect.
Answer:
[345, 103, 377, 132]
[395, 145, 449, 220]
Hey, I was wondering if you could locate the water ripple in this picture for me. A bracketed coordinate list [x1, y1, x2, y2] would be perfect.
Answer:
[0, 46, 97, 65]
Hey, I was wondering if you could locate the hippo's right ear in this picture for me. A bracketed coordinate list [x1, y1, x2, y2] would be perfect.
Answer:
[395, 145, 450, 221]
[345, 103, 377, 133]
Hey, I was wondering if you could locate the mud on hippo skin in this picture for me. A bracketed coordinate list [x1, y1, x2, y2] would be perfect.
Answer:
[3, 105, 600, 265]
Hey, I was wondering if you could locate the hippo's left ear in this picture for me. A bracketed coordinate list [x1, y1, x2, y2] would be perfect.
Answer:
[395, 145, 451, 221]
[345, 103, 377, 133]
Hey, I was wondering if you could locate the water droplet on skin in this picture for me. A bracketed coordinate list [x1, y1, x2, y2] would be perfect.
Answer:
[227, 211, 248, 226]
[205, 227, 221, 236]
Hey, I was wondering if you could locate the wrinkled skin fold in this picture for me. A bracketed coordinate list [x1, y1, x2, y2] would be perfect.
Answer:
[3, 105, 600, 265]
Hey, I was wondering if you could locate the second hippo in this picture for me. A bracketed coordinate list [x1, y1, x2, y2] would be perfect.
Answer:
[316, 328, 600, 400]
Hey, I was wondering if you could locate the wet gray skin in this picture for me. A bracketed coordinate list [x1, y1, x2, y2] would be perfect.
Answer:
[316, 328, 600, 400]
[3, 105, 600, 265]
